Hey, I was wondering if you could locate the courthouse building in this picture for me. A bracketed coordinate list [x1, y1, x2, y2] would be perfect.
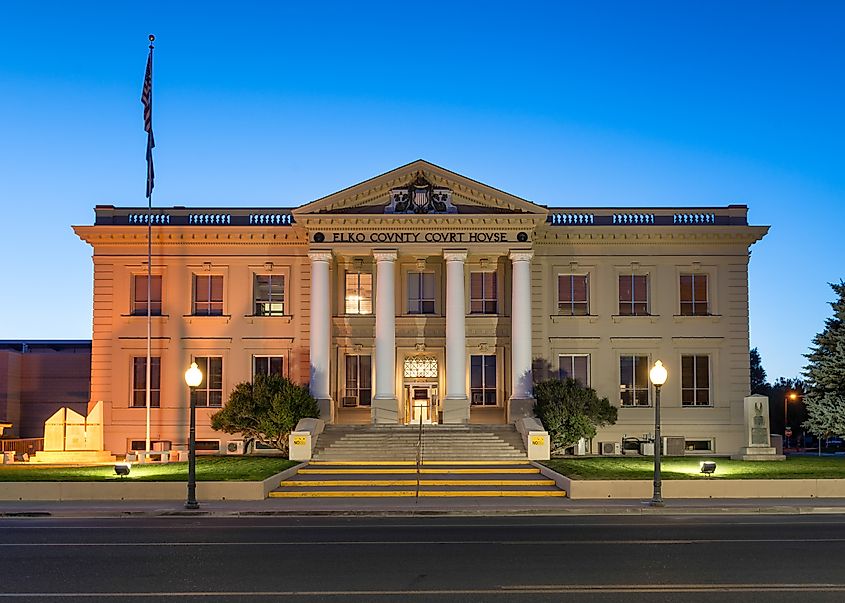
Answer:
[73, 160, 767, 456]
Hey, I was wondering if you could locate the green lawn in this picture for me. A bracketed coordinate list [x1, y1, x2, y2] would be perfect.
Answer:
[543, 456, 845, 480]
[0, 457, 298, 482]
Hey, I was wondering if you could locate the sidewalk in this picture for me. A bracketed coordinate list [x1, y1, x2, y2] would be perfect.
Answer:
[3, 496, 845, 518]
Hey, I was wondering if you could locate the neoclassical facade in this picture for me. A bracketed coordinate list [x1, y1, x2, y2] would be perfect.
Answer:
[74, 160, 767, 455]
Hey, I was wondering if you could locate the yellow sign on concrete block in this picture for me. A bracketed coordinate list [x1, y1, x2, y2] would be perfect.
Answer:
[531, 436, 545, 446]
[292, 436, 307, 446]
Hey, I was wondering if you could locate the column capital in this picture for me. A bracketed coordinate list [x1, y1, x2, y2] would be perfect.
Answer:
[509, 249, 534, 262]
[443, 249, 468, 263]
[372, 250, 398, 263]
[308, 250, 333, 263]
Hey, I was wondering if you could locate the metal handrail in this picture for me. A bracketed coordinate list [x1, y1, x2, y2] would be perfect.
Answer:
[415, 403, 425, 501]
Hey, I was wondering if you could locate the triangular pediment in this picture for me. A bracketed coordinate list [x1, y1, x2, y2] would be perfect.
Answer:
[292, 160, 548, 218]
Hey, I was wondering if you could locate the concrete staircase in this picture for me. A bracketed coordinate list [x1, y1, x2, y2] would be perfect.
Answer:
[311, 424, 528, 462]
[269, 461, 565, 498]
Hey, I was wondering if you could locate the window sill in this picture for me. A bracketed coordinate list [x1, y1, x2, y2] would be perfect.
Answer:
[681, 404, 715, 408]
[183, 314, 231, 324]
[123, 314, 169, 324]
[611, 314, 659, 324]
[244, 314, 292, 324]
[550, 314, 598, 324]
[673, 314, 722, 323]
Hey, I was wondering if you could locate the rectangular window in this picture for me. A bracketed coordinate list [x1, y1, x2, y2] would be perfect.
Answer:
[620, 355, 650, 406]
[191, 356, 223, 408]
[470, 355, 497, 406]
[345, 271, 373, 315]
[470, 272, 497, 314]
[682, 355, 711, 406]
[253, 356, 284, 378]
[344, 355, 372, 406]
[619, 274, 649, 316]
[558, 274, 589, 315]
[132, 275, 162, 316]
[685, 439, 714, 452]
[680, 274, 709, 316]
[254, 275, 285, 316]
[132, 356, 161, 408]
[193, 275, 223, 316]
[559, 354, 590, 387]
[408, 272, 435, 314]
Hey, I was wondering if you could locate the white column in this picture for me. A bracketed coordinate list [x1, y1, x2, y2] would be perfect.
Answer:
[443, 250, 469, 423]
[308, 250, 333, 420]
[509, 250, 535, 418]
[372, 250, 399, 423]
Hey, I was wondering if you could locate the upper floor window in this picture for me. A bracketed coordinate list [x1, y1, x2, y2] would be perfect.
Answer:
[132, 356, 160, 408]
[193, 275, 223, 316]
[408, 272, 435, 314]
[190, 356, 223, 407]
[470, 354, 497, 406]
[619, 274, 649, 316]
[620, 355, 650, 406]
[254, 275, 285, 316]
[343, 355, 372, 407]
[253, 355, 284, 378]
[682, 355, 711, 406]
[559, 354, 590, 387]
[132, 275, 162, 316]
[558, 274, 589, 315]
[345, 271, 373, 315]
[470, 272, 497, 314]
[680, 274, 709, 316]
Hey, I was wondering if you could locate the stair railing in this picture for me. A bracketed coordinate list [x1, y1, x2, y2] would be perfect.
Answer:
[415, 403, 424, 501]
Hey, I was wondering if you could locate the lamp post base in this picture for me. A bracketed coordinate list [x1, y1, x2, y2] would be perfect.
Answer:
[648, 498, 665, 508]
[185, 501, 200, 510]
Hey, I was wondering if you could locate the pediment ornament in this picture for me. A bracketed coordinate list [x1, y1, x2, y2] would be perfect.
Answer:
[385, 175, 457, 215]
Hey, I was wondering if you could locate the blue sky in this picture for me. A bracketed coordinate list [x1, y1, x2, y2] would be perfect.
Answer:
[1, 1, 842, 381]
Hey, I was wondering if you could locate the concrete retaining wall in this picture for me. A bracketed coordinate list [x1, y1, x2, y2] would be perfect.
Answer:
[0, 464, 304, 501]
[563, 477, 845, 499]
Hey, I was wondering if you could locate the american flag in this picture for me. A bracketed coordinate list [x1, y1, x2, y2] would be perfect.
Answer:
[141, 48, 155, 198]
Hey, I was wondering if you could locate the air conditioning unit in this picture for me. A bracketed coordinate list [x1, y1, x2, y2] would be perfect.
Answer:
[600, 441, 621, 455]
[662, 436, 686, 456]
[225, 440, 245, 455]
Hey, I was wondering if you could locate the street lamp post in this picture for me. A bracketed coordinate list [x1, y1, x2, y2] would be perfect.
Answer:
[784, 391, 798, 449]
[184, 361, 203, 510]
[649, 360, 668, 507]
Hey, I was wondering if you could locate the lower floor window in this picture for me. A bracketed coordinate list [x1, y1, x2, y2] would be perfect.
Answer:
[253, 355, 284, 378]
[344, 355, 372, 407]
[191, 356, 223, 407]
[682, 355, 711, 406]
[559, 354, 590, 387]
[620, 355, 649, 406]
[132, 356, 161, 408]
[685, 439, 714, 452]
[470, 355, 497, 406]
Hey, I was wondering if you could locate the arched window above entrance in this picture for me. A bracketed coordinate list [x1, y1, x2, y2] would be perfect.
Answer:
[404, 356, 438, 379]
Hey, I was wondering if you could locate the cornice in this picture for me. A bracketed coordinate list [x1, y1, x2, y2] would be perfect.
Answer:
[73, 226, 308, 247]
[534, 226, 769, 246]
[294, 215, 544, 229]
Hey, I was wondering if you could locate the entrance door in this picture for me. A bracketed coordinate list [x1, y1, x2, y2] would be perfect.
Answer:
[406, 384, 438, 424]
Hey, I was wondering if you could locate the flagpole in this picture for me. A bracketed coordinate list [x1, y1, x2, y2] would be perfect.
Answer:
[143, 34, 156, 456]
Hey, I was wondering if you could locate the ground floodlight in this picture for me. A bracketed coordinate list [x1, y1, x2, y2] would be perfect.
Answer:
[114, 463, 132, 477]
[700, 461, 717, 476]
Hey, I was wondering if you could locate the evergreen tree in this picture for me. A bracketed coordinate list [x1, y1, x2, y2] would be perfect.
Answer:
[802, 281, 845, 438]
[750, 347, 769, 394]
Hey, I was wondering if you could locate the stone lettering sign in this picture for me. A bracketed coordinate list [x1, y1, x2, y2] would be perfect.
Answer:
[331, 231, 515, 244]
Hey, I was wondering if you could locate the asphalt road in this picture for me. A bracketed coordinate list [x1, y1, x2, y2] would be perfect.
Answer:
[2, 514, 845, 602]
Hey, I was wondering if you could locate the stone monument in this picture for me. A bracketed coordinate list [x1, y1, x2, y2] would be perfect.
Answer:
[731, 394, 785, 461]
[33, 401, 115, 463]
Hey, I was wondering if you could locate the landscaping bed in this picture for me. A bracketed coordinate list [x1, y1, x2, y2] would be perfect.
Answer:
[543, 456, 845, 480]
[0, 457, 297, 482]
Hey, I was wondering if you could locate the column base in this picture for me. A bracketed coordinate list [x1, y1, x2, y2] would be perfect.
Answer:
[507, 397, 536, 423]
[371, 397, 400, 424]
[316, 398, 334, 423]
[442, 397, 469, 424]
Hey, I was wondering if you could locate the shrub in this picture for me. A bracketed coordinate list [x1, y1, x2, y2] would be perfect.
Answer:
[534, 378, 617, 452]
[210, 373, 320, 454]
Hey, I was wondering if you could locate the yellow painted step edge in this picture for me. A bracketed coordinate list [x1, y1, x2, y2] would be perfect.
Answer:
[280, 479, 555, 487]
[269, 490, 566, 498]
[298, 468, 540, 475]
[308, 460, 529, 466]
